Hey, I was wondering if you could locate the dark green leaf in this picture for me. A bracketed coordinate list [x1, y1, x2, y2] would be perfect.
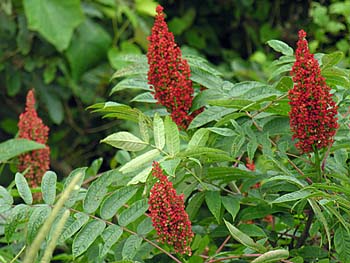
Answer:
[222, 196, 240, 220]
[100, 225, 123, 257]
[23, 0, 84, 51]
[205, 191, 222, 223]
[59, 212, 89, 243]
[335, 226, 350, 262]
[122, 235, 142, 260]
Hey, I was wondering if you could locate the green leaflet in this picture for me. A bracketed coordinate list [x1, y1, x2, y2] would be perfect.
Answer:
[100, 186, 138, 220]
[41, 171, 57, 205]
[119, 149, 160, 174]
[101, 132, 148, 152]
[118, 199, 148, 226]
[153, 113, 165, 150]
[164, 116, 180, 156]
[205, 191, 222, 223]
[0, 138, 45, 163]
[100, 225, 123, 257]
[15, 172, 32, 205]
[251, 249, 289, 263]
[27, 205, 51, 244]
[72, 220, 106, 257]
[58, 212, 89, 243]
[224, 220, 267, 253]
[83, 170, 119, 213]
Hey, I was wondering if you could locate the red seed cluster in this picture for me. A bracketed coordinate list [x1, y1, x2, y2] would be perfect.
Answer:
[18, 90, 50, 188]
[148, 162, 194, 255]
[289, 30, 338, 153]
[147, 5, 195, 128]
[245, 157, 255, 171]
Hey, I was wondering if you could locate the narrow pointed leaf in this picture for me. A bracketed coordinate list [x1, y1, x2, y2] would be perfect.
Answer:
[224, 220, 267, 253]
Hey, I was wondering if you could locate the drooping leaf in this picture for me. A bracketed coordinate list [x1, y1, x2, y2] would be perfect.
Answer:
[15, 172, 33, 205]
[100, 186, 138, 220]
[118, 199, 148, 226]
[23, 0, 84, 51]
[224, 220, 267, 253]
[153, 113, 165, 150]
[72, 220, 106, 257]
[41, 171, 57, 205]
[100, 225, 123, 257]
[0, 138, 45, 163]
[119, 149, 160, 174]
[164, 116, 180, 156]
[27, 205, 51, 243]
[205, 191, 222, 223]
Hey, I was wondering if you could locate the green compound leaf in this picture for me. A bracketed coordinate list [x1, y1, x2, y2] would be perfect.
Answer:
[164, 116, 180, 156]
[119, 149, 160, 174]
[5, 204, 30, 242]
[100, 186, 138, 220]
[15, 172, 33, 205]
[118, 199, 148, 227]
[72, 220, 106, 258]
[41, 171, 57, 205]
[0, 186, 13, 206]
[101, 132, 148, 152]
[335, 226, 350, 262]
[23, 0, 84, 51]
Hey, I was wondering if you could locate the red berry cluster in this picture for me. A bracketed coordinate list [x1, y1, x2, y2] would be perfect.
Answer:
[18, 90, 50, 188]
[147, 5, 195, 128]
[148, 162, 194, 255]
[289, 30, 338, 153]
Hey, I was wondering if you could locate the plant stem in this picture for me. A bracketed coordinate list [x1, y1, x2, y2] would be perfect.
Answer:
[313, 147, 322, 183]
[296, 209, 314, 248]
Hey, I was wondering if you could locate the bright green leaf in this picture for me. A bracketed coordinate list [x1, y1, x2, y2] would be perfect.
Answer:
[251, 249, 289, 263]
[101, 132, 148, 152]
[164, 116, 180, 156]
[266, 40, 294, 56]
[119, 149, 160, 173]
[0, 138, 45, 163]
[153, 113, 165, 150]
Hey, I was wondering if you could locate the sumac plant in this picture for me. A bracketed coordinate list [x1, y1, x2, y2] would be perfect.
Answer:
[2, 5, 350, 263]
